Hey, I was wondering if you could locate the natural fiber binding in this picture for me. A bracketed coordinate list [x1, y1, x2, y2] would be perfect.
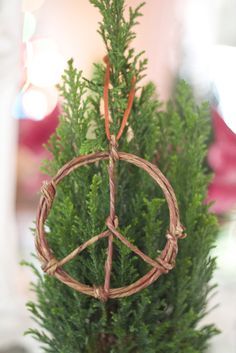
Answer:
[94, 286, 109, 302]
[109, 135, 119, 161]
[42, 257, 59, 276]
[41, 181, 56, 209]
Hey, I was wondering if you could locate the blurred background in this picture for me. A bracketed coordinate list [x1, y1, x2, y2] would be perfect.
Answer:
[0, 0, 236, 352]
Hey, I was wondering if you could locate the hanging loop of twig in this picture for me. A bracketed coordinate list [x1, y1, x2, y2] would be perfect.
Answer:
[103, 55, 136, 142]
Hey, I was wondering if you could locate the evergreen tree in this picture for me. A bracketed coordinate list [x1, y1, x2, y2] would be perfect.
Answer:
[26, 1, 218, 352]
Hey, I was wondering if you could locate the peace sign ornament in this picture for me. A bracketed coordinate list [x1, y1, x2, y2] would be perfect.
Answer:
[35, 57, 186, 301]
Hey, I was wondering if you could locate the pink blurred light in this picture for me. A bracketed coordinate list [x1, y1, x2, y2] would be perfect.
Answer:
[207, 109, 236, 213]
[19, 104, 59, 153]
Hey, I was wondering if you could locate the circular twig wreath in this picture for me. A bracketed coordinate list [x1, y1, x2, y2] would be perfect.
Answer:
[35, 56, 186, 301]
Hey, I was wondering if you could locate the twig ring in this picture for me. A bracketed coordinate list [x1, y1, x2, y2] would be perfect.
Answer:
[36, 151, 185, 299]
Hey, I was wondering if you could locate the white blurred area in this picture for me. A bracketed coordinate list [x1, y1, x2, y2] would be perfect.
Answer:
[182, 0, 236, 134]
[0, 1, 34, 352]
[182, 2, 236, 352]
[0, 0, 235, 352]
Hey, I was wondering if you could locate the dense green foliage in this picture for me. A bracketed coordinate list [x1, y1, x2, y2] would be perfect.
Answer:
[26, 1, 218, 352]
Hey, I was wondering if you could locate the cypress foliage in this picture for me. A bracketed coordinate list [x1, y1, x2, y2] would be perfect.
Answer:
[26, 1, 218, 352]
